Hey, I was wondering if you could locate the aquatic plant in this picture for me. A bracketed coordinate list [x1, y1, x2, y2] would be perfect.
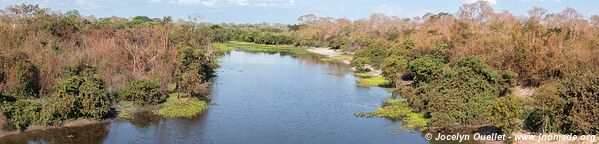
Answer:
[154, 93, 208, 118]
[357, 76, 391, 87]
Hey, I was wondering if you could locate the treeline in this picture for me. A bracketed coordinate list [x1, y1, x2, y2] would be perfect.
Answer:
[272, 1, 597, 134]
[0, 4, 217, 130]
[209, 24, 295, 45]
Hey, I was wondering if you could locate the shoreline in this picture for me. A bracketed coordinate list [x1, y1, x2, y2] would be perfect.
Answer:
[0, 118, 112, 138]
[306, 47, 352, 64]
[0, 102, 163, 138]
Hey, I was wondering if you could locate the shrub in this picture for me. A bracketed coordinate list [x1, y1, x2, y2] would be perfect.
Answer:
[0, 53, 41, 98]
[406, 57, 443, 84]
[0, 99, 62, 131]
[51, 76, 111, 119]
[526, 72, 599, 134]
[180, 71, 210, 100]
[485, 96, 526, 133]
[350, 57, 371, 72]
[406, 56, 517, 129]
[120, 79, 165, 105]
[381, 55, 408, 81]
[178, 46, 217, 81]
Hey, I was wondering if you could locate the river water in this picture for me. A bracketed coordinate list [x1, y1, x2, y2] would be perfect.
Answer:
[0, 51, 429, 144]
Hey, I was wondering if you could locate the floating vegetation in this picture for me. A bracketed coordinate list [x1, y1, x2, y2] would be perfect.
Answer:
[357, 76, 391, 87]
[355, 99, 430, 131]
[353, 73, 372, 78]
[154, 93, 208, 118]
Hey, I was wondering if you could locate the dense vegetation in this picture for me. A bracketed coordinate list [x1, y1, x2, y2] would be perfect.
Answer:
[0, 4, 217, 131]
[287, 1, 599, 135]
[205, 1, 599, 135]
[1, 1, 598, 136]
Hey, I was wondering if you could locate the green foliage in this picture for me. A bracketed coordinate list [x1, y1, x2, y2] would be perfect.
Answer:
[1, 100, 60, 131]
[178, 45, 216, 99]
[356, 99, 430, 130]
[353, 43, 387, 68]
[350, 57, 371, 72]
[178, 46, 217, 81]
[406, 56, 517, 129]
[353, 73, 372, 78]
[357, 77, 391, 87]
[225, 41, 308, 55]
[51, 76, 111, 119]
[120, 79, 165, 105]
[526, 72, 599, 134]
[381, 55, 408, 81]
[212, 43, 234, 52]
[154, 93, 208, 118]
[428, 42, 451, 63]
[406, 57, 443, 84]
[485, 96, 526, 133]
[129, 16, 153, 25]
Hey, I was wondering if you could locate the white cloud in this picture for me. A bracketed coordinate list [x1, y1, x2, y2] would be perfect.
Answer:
[374, 4, 403, 16]
[466, 0, 497, 5]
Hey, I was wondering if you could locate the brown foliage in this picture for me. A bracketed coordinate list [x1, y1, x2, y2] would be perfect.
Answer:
[291, 1, 599, 86]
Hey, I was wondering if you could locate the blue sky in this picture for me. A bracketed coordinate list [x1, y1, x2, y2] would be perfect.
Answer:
[0, 0, 597, 24]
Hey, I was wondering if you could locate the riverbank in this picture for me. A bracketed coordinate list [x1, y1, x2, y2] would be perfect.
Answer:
[0, 117, 112, 138]
[0, 94, 208, 138]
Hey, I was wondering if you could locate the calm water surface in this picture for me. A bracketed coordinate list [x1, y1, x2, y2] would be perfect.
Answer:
[0, 51, 429, 144]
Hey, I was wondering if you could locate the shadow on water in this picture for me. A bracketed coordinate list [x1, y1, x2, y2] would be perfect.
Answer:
[0, 122, 109, 144]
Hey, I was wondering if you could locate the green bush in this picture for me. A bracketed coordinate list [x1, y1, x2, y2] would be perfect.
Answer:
[120, 79, 165, 105]
[428, 42, 451, 63]
[51, 76, 111, 119]
[381, 55, 408, 81]
[0, 99, 60, 131]
[406, 57, 443, 84]
[178, 46, 217, 81]
[406, 56, 517, 129]
[526, 72, 599, 134]
[485, 96, 526, 134]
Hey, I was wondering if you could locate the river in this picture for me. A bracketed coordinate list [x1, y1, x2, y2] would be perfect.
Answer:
[0, 51, 429, 144]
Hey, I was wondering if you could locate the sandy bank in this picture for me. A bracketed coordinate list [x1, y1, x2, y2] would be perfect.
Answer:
[306, 47, 352, 64]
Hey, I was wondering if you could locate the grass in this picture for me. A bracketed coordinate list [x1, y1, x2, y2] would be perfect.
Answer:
[357, 76, 391, 87]
[321, 55, 352, 63]
[154, 93, 208, 118]
[219, 41, 308, 55]
[212, 43, 234, 52]
[355, 99, 430, 131]
[353, 73, 372, 78]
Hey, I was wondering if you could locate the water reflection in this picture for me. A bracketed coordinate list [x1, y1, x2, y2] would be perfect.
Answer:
[0, 51, 430, 144]
[0, 123, 109, 144]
